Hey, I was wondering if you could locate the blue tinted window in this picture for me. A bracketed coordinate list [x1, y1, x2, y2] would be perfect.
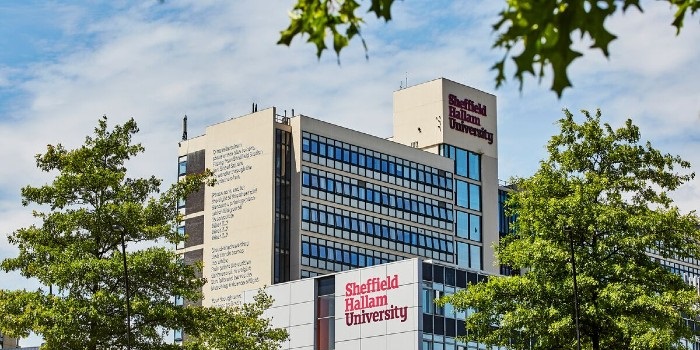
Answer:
[470, 245, 482, 270]
[335, 249, 343, 262]
[351, 151, 358, 165]
[335, 215, 342, 228]
[327, 145, 334, 158]
[302, 138, 310, 152]
[311, 244, 318, 257]
[456, 180, 468, 208]
[310, 140, 318, 154]
[302, 173, 310, 186]
[178, 160, 187, 176]
[302, 242, 310, 255]
[456, 211, 468, 238]
[468, 152, 480, 180]
[319, 142, 326, 156]
[359, 154, 366, 167]
[327, 179, 334, 192]
[456, 148, 467, 176]
[469, 214, 481, 242]
[343, 149, 350, 162]
[469, 183, 481, 211]
[457, 242, 468, 268]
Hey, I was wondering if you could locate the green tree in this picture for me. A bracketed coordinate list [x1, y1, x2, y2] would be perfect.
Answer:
[439, 110, 700, 349]
[184, 291, 288, 350]
[0, 117, 286, 350]
[277, 0, 699, 96]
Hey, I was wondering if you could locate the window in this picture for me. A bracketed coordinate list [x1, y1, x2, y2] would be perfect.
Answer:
[468, 183, 481, 211]
[456, 212, 481, 242]
[468, 152, 480, 180]
[457, 242, 482, 270]
[178, 157, 187, 176]
[456, 180, 481, 211]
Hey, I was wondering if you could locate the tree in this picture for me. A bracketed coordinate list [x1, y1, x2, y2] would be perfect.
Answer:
[0, 117, 286, 350]
[439, 110, 700, 349]
[184, 291, 288, 350]
[277, 0, 699, 97]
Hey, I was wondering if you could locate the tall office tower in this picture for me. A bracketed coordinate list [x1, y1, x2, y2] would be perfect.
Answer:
[176, 78, 498, 307]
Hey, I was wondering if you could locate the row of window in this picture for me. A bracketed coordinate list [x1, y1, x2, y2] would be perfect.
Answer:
[659, 259, 700, 282]
[302, 166, 454, 226]
[300, 235, 403, 271]
[301, 201, 455, 263]
[422, 262, 489, 287]
[302, 132, 453, 193]
[439, 144, 481, 181]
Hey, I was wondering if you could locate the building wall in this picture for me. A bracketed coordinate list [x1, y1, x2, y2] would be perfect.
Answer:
[253, 259, 422, 350]
[179, 108, 282, 307]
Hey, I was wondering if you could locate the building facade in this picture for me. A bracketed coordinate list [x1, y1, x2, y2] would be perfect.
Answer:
[243, 257, 493, 350]
[177, 78, 499, 309]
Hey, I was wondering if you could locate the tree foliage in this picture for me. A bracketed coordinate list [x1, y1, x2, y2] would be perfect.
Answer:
[439, 110, 700, 349]
[184, 291, 288, 350]
[278, 0, 699, 97]
[0, 117, 286, 350]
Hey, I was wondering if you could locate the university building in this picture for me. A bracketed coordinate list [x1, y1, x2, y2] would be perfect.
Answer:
[175, 78, 700, 349]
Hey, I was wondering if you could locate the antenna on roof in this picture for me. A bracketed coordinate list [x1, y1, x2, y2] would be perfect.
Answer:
[182, 115, 188, 141]
[399, 72, 409, 89]
[252, 103, 258, 113]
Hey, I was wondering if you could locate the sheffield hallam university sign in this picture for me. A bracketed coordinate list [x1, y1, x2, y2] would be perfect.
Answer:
[344, 275, 409, 326]
[447, 94, 494, 145]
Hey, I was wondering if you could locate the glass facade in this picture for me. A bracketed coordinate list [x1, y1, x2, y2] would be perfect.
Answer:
[302, 132, 454, 198]
[421, 262, 499, 350]
[302, 166, 453, 230]
[302, 201, 454, 263]
[274, 129, 292, 283]
[316, 277, 335, 350]
[300, 235, 403, 272]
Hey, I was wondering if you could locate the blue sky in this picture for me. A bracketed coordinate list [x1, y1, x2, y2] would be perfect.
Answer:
[1, 1, 699, 346]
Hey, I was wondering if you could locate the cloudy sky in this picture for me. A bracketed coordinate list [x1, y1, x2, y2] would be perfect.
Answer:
[1, 0, 698, 345]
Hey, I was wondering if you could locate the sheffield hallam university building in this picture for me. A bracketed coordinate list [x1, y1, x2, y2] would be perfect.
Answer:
[175, 78, 700, 349]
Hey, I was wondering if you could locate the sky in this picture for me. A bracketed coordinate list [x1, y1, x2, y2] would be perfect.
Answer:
[1, 0, 698, 346]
